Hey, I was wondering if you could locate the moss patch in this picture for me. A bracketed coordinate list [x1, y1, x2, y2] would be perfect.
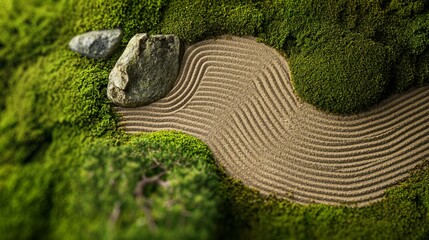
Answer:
[0, 0, 428, 239]
[217, 165, 429, 240]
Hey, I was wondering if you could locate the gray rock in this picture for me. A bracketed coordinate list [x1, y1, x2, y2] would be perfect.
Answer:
[69, 29, 123, 59]
[107, 34, 183, 107]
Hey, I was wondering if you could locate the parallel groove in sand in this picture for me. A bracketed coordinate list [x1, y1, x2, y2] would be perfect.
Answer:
[115, 36, 429, 206]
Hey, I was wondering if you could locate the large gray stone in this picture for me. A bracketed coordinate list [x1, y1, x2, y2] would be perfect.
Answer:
[107, 34, 183, 107]
[69, 29, 123, 59]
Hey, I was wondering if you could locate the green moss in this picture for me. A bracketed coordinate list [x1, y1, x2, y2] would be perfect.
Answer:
[0, 0, 429, 239]
[48, 131, 221, 240]
[70, 0, 167, 43]
[291, 30, 391, 113]
[0, 0, 65, 65]
[217, 165, 429, 240]
[0, 131, 222, 240]
[261, 0, 428, 113]
[0, 163, 52, 240]
[0, 48, 118, 164]
[0, 0, 68, 111]
[160, 0, 264, 42]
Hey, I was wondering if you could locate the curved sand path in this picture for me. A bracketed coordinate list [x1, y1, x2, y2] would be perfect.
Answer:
[115, 36, 429, 206]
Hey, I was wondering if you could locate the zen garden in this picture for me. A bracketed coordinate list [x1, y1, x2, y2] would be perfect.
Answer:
[0, 0, 428, 239]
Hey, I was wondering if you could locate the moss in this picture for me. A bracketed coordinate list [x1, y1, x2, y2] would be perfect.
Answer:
[0, 131, 222, 240]
[160, 0, 264, 42]
[48, 131, 221, 240]
[217, 165, 429, 240]
[0, 0, 429, 239]
[0, 0, 65, 65]
[70, 0, 167, 43]
[0, 48, 118, 164]
[0, 163, 53, 240]
[291, 29, 391, 113]
[0, 0, 68, 111]
[262, 0, 428, 113]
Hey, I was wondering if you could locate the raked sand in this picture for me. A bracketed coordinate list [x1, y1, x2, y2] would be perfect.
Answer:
[115, 36, 429, 206]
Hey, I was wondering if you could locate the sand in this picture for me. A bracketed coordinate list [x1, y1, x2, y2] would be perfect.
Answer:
[115, 36, 429, 206]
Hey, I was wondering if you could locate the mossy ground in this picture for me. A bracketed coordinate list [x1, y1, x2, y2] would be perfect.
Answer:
[0, 0, 428, 239]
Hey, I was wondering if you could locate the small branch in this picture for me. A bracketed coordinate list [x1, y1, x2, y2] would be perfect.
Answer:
[109, 201, 121, 227]
[133, 171, 166, 198]
[133, 170, 168, 232]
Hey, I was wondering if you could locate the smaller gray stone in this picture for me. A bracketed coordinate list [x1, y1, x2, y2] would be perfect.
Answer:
[69, 29, 123, 59]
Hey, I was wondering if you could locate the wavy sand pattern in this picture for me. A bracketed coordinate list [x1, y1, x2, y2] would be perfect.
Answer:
[115, 36, 429, 206]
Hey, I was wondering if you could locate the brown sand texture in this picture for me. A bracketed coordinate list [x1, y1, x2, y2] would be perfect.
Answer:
[115, 36, 429, 206]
